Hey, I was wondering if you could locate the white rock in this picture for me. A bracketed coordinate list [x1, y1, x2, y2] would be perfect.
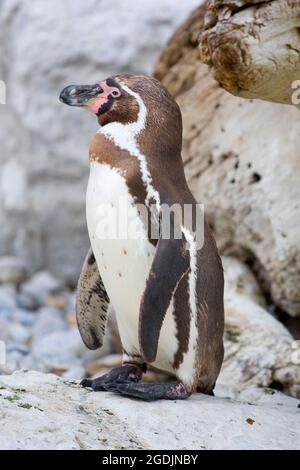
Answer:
[0, 371, 298, 450]
[221, 257, 300, 397]
[223, 256, 266, 307]
[0, 0, 200, 283]
[0, 257, 27, 284]
[62, 366, 85, 381]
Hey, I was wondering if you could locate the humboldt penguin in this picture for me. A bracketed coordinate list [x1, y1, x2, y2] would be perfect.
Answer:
[59, 74, 224, 401]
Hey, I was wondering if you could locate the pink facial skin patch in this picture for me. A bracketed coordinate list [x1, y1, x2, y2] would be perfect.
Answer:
[85, 80, 121, 114]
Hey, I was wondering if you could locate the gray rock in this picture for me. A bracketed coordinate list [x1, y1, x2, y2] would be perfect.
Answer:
[0, 256, 27, 284]
[0, 0, 200, 284]
[6, 342, 30, 355]
[8, 323, 31, 344]
[0, 370, 299, 450]
[31, 329, 86, 371]
[32, 307, 67, 342]
[0, 317, 10, 342]
[21, 272, 63, 306]
[0, 284, 16, 309]
[16, 291, 39, 311]
[12, 309, 36, 327]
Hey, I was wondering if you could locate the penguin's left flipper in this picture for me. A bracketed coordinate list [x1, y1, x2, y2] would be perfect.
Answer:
[107, 381, 191, 401]
[76, 248, 110, 350]
[139, 231, 189, 363]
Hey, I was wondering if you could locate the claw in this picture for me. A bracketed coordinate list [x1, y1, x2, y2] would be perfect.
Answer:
[80, 364, 144, 392]
[81, 378, 93, 388]
[107, 381, 191, 401]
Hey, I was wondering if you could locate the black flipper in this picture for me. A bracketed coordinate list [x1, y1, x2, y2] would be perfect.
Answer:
[139, 225, 190, 363]
[76, 248, 109, 350]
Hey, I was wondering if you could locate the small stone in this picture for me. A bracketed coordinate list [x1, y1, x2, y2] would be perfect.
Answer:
[50, 368, 67, 377]
[44, 292, 70, 310]
[0, 284, 17, 309]
[16, 291, 39, 311]
[32, 307, 67, 342]
[13, 309, 36, 327]
[9, 323, 31, 344]
[20, 271, 63, 306]
[0, 257, 27, 285]
[246, 418, 255, 425]
[6, 342, 30, 355]
[65, 311, 77, 327]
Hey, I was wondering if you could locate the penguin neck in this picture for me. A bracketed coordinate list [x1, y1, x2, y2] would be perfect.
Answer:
[97, 84, 146, 149]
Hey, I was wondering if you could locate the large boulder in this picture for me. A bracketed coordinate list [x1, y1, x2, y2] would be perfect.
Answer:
[155, 5, 300, 317]
[200, 0, 300, 106]
[0, 370, 299, 450]
[0, 0, 200, 284]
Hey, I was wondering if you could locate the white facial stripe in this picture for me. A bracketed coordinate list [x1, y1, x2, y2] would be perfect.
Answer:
[176, 227, 198, 386]
[97, 83, 161, 212]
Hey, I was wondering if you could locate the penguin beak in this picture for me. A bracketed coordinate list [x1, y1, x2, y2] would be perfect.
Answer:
[59, 84, 103, 107]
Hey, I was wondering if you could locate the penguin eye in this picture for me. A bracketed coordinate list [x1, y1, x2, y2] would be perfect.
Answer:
[112, 90, 120, 98]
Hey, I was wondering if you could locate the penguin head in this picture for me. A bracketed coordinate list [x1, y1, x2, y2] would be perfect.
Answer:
[60, 74, 182, 136]
[59, 77, 123, 119]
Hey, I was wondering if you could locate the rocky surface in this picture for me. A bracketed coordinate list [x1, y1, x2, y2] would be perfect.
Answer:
[0, 370, 299, 450]
[155, 5, 300, 317]
[222, 257, 300, 398]
[0, 261, 113, 379]
[1, 254, 300, 398]
[0, 0, 200, 284]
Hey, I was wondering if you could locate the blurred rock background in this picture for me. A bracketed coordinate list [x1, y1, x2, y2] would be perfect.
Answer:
[0, 0, 200, 283]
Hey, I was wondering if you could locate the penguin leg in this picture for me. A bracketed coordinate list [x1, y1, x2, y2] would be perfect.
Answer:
[106, 381, 191, 401]
[81, 364, 144, 392]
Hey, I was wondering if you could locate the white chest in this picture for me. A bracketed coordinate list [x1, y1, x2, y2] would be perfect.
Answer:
[86, 161, 178, 373]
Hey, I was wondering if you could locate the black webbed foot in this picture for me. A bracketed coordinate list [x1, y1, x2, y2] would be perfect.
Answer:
[106, 381, 191, 401]
[80, 364, 143, 392]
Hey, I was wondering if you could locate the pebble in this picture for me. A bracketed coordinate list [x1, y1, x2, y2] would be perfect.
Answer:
[6, 342, 30, 355]
[20, 271, 64, 306]
[16, 291, 39, 311]
[0, 256, 27, 284]
[0, 284, 17, 309]
[0, 269, 109, 380]
[9, 323, 31, 344]
[0, 317, 10, 342]
[31, 307, 67, 342]
[12, 309, 36, 327]
[62, 366, 85, 381]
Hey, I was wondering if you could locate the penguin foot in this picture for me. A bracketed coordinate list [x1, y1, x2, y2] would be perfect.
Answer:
[106, 381, 191, 401]
[80, 364, 143, 392]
